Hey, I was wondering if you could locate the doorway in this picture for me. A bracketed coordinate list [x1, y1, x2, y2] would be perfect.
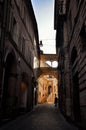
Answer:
[2, 53, 17, 116]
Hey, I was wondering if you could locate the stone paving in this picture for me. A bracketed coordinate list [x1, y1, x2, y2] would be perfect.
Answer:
[0, 104, 79, 130]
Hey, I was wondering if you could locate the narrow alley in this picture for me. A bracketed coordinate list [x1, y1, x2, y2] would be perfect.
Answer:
[0, 104, 78, 130]
[0, 0, 86, 130]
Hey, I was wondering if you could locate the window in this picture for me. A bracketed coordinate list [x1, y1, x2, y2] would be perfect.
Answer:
[59, 1, 64, 14]
[52, 61, 58, 68]
[59, 0, 66, 14]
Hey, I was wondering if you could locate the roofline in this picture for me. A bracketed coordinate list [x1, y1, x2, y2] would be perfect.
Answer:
[25, 0, 40, 55]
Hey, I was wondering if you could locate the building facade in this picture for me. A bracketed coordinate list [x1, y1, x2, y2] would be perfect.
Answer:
[0, 0, 40, 118]
[54, 0, 86, 128]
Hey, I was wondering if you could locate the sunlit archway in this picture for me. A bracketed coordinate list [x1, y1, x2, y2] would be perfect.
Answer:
[38, 74, 58, 104]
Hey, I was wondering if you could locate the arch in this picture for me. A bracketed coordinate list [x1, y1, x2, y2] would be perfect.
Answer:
[38, 74, 58, 104]
[45, 60, 58, 68]
[2, 52, 17, 116]
[45, 61, 52, 66]
[52, 61, 58, 68]
[4, 49, 17, 63]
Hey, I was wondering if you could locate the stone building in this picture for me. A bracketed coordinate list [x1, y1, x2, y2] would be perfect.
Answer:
[54, 0, 86, 128]
[0, 0, 40, 118]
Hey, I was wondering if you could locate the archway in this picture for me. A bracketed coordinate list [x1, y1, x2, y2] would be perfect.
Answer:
[71, 47, 80, 121]
[2, 52, 17, 116]
[38, 74, 58, 104]
[45, 60, 58, 68]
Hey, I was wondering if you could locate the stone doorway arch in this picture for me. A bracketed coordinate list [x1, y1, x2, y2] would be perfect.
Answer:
[2, 52, 17, 117]
[37, 74, 58, 104]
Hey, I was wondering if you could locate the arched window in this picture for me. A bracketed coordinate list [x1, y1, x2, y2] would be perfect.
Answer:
[52, 61, 58, 68]
[46, 61, 51, 66]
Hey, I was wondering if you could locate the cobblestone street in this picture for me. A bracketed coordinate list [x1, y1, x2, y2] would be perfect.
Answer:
[0, 104, 79, 130]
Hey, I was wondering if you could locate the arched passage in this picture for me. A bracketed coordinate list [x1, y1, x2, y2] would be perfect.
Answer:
[71, 47, 80, 121]
[2, 52, 17, 116]
[37, 74, 58, 104]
